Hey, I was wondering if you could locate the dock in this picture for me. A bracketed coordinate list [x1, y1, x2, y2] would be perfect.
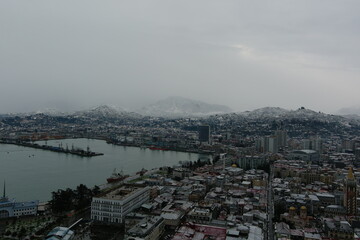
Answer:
[0, 139, 104, 157]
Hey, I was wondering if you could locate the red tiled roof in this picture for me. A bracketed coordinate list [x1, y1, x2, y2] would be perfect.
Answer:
[172, 224, 227, 240]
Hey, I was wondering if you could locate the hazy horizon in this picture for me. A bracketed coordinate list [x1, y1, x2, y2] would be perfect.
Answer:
[1, 1, 360, 114]
[0, 95, 356, 116]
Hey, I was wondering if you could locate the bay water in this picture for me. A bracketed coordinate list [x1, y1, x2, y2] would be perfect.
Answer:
[0, 138, 207, 201]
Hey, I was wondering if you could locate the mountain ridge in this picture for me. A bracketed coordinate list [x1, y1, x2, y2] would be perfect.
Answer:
[136, 96, 233, 118]
[211, 106, 360, 127]
[2, 102, 360, 122]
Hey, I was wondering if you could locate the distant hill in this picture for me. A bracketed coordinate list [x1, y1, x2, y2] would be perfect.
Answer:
[209, 106, 359, 125]
[232, 107, 348, 122]
[238, 107, 290, 119]
[206, 106, 360, 137]
[2, 105, 360, 138]
[338, 107, 360, 119]
[34, 108, 68, 116]
[3, 104, 360, 130]
[136, 96, 233, 118]
[73, 105, 141, 119]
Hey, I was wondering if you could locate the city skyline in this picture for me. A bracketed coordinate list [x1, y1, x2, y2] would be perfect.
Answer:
[2, 2, 360, 237]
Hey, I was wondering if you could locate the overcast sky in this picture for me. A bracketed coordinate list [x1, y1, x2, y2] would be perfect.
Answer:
[1, 1, 359, 113]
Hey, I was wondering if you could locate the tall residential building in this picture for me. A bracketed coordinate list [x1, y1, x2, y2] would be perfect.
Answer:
[303, 137, 323, 153]
[265, 136, 278, 153]
[256, 135, 278, 153]
[198, 125, 210, 143]
[255, 138, 264, 152]
[237, 155, 266, 170]
[355, 148, 360, 162]
[342, 139, 360, 152]
[91, 186, 150, 223]
[344, 167, 357, 216]
[275, 130, 287, 149]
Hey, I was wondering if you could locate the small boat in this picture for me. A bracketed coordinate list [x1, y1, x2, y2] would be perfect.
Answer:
[107, 168, 128, 183]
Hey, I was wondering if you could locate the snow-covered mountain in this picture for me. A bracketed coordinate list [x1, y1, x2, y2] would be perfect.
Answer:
[137, 96, 233, 118]
[239, 107, 289, 119]
[73, 105, 140, 119]
[77, 105, 121, 118]
[34, 108, 68, 116]
[342, 114, 360, 121]
[220, 107, 356, 125]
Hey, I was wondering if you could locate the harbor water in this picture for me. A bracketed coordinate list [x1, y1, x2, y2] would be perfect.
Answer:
[0, 138, 209, 201]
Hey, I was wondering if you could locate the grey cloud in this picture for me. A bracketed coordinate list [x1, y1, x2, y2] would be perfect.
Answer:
[0, 0, 359, 113]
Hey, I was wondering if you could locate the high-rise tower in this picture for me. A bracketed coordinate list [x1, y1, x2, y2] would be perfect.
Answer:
[275, 130, 287, 149]
[198, 125, 210, 143]
[345, 167, 357, 215]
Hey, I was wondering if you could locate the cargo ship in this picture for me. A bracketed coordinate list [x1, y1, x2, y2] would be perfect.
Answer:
[148, 146, 169, 151]
[107, 169, 128, 183]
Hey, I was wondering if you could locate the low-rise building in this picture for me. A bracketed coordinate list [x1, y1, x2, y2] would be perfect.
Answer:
[91, 186, 150, 223]
[45, 227, 74, 240]
[0, 195, 38, 218]
[324, 205, 347, 217]
[171, 223, 227, 240]
[187, 207, 212, 224]
[289, 150, 320, 163]
[324, 220, 353, 240]
[173, 168, 193, 179]
[125, 216, 164, 240]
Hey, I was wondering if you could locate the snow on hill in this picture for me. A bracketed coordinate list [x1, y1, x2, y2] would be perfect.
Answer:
[239, 107, 289, 119]
[34, 108, 68, 116]
[74, 105, 140, 119]
[215, 107, 358, 126]
[137, 96, 233, 118]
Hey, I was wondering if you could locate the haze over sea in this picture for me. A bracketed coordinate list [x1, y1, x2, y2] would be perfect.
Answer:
[0, 138, 208, 202]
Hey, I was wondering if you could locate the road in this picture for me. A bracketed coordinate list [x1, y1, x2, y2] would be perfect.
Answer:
[267, 165, 275, 240]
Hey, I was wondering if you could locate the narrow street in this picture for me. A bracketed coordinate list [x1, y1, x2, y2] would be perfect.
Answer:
[267, 165, 274, 240]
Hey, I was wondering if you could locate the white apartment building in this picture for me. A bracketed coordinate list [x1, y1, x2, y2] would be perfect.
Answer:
[91, 186, 150, 223]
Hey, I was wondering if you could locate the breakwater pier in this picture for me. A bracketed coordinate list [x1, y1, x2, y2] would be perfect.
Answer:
[0, 139, 104, 157]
